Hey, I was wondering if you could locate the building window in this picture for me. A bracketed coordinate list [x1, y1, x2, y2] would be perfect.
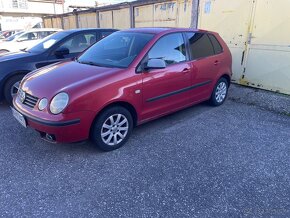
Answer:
[28, 0, 65, 3]
[12, 0, 28, 9]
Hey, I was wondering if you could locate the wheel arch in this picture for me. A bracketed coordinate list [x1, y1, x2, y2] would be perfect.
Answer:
[1, 70, 31, 100]
[89, 101, 138, 138]
[220, 73, 231, 87]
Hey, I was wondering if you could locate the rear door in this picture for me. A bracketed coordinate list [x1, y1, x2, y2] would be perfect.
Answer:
[140, 32, 192, 121]
[185, 32, 222, 101]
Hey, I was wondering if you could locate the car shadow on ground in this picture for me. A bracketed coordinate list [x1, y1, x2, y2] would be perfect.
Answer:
[0, 99, 214, 154]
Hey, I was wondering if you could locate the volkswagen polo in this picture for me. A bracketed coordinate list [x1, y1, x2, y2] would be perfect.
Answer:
[13, 28, 232, 151]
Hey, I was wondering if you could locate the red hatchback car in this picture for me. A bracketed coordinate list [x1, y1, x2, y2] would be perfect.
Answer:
[13, 28, 232, 151]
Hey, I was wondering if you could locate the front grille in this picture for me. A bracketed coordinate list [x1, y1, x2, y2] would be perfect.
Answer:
[23, 93, 39, 108]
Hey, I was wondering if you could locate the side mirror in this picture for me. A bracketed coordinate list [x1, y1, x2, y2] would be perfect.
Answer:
[145, 59, 166, 70]
[54, 47, 69, 58]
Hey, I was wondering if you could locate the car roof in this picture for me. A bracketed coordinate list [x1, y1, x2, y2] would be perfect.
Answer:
[22, 28, 62, 33]
[61, 28, 118, 34]
[122, 27, 209, 35]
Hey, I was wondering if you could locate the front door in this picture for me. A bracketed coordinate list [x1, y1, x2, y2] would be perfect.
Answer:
[35, 32, 98, 69]
[140, 33, 192, 121]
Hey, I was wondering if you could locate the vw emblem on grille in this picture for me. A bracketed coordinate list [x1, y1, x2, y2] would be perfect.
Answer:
[19, 89, 26, 103]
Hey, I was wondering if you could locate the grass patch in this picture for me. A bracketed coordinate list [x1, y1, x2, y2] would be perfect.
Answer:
[281, 112, 290, 117]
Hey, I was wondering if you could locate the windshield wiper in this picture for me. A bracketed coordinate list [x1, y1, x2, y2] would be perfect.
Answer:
[76, 59, 103, 67]
[20, 48, 30, 53]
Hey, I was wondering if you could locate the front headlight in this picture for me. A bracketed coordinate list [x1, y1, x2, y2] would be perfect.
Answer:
[49, 92, 69, 114]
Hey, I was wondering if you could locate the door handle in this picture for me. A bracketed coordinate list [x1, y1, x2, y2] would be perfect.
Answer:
[182, 68, 190, 73]
[214, 60, 220, 66]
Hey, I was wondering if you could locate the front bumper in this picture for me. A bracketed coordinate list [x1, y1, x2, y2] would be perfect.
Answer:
[13, 97, 96, 143]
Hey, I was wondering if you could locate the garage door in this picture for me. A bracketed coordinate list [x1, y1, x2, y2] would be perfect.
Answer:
[243, 0, 290, 94]
[198, 0, 255, 82]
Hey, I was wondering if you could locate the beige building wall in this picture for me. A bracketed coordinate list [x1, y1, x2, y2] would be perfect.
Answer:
[78, 13, 98, 28]
[134, 0, 193, 28]
[99, 11, 113, 28]
[113, 8, 130, 29]
[52, 17, 62, 29]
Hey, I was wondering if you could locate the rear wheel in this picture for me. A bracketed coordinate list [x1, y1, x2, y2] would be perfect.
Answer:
[209, 77, 229, 106]
[4, 74, 25, 105]
[91, 106, 133, 151]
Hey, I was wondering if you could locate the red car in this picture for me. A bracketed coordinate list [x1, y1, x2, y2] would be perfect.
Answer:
[13, 28, 232, 151]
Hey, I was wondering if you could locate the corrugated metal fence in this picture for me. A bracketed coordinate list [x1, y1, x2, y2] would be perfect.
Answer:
[43, 0, 198, 30]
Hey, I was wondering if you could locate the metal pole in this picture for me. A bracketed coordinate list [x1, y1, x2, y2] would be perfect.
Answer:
[53, 0, 56, 14]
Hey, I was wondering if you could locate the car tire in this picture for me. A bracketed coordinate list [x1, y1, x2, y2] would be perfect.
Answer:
[91, 106, 133, 151]
[209, 77, 229, 106]
[4, 74, 25, 105]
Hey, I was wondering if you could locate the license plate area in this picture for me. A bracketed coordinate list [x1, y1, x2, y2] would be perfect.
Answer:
[11, 107, 27, 128]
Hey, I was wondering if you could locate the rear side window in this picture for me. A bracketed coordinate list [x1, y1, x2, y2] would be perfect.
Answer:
[100, 31, 114, 39]
[186, 32, 214, 60]
[208, 34, 223, 54]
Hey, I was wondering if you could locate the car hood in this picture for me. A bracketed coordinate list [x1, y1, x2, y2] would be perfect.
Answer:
[0, 50, 35, 61]
[21, 61, 123, 98]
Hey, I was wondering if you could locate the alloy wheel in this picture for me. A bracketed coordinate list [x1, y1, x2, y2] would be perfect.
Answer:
[215, 81, 227, 103]
[10, 81, 20, 99]
[101, 114, 129, 146]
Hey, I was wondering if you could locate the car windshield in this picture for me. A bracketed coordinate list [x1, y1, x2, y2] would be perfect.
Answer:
[3, 31, 24, 41]
[77, 32, 154, 68]
[27, 31, 70, 53]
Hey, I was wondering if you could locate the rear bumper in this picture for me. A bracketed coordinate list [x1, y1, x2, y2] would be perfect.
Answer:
[13, 98, 95, 143]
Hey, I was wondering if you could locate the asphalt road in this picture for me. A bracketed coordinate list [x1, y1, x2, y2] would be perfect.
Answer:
[0, 100, 289, 217]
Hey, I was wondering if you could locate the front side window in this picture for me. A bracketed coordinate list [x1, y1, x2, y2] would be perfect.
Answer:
[17, 32, 38, 41]
[147, 33, 187, 66]
[58, 32, 97, 54]
[186, 32, 215, 60]
[77, 32, 154, 68]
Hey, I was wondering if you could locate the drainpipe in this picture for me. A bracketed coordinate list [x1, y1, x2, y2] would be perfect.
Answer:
[130, 4, 134, 28]
[53, 0, 56, 14]
[191, 0, 199, 28]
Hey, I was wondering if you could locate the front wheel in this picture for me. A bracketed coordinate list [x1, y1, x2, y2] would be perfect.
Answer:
[209, 77, 229, 106]
[4, 74, 25, 105]
[91, 106, 133, 151]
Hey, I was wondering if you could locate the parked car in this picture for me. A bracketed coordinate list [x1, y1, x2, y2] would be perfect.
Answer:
[13, 28, 232, 151]
[0, 30, 22, 40]
[0, 28, 61, 53]
[0, 28, 117, 103]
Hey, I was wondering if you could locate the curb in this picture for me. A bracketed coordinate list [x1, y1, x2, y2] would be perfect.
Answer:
[228, 84, 290, 116]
